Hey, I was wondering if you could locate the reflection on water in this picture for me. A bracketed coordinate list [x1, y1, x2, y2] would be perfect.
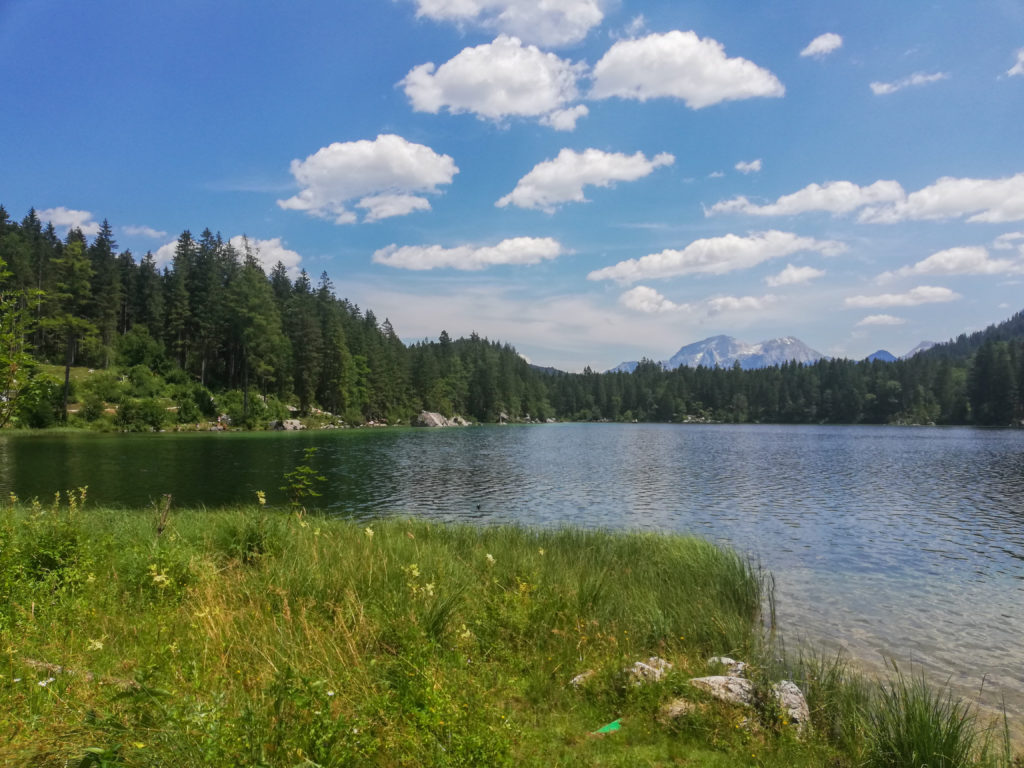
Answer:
[3, 423, 1023, 720]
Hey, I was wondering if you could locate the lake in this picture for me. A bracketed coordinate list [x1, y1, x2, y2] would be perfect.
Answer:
[2, 423, 1022, 723]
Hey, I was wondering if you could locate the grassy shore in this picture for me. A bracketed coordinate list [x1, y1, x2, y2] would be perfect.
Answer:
[0, 496, 1018, 767]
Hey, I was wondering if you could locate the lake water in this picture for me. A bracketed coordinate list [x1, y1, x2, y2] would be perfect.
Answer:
[2, 423, 1022, 723]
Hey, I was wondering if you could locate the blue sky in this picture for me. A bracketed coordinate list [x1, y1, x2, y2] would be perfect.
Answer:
[2, 0, 1023, 371]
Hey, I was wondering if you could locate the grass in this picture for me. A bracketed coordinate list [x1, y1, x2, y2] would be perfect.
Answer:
[0, 494, 1018, 767]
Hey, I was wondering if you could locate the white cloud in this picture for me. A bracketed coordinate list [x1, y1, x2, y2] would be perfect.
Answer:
[860, 173, 1024, 224]
[123, 225, 167, 239]
[37, 207, 100, 236]
[496, 147, 674, 212]
[877, 246, 1024, 281]
[372, 237, 563, 271]
[1008, 49, 1024, 77]
[708, 179, 905, 217]
[800, 33, 843, 59]
[708, 170, 725, 179]
[540, 104, 589, 131]
[277, 134, 458, 224]
[856, 314, 906, 326]
[229, 236, 303, 276]
[706, 294, 778, 315]
[588, 230, 846, 284]
[152, 240, 178, 269]
[356, 194, 432, 222]
[735, 159, 762, 174]
[409, 0, 604, 47]
[993, 232, 1024, 250]
[590, 30, 785, 108]
[619, 285, 685, 313]
[870, 71, 949, 95]
[766, 263, 825, 286]
[401, 35, 585, 129]
[845, 285, 960, 308]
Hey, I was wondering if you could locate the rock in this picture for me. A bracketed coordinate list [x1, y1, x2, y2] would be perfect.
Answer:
[708, 656, 748, 677]
[772, 680, 810, 734]
[414, 411, 449, 427]
[690, 676, 810, 737]
[569, 670, 595, 688]
[628, 656, 672, 684]
[660, 698, 697, 721]
[271, 419, 304, 430]
[689, 675, 755, 707]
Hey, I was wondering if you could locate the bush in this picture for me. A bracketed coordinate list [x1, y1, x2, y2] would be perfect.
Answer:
[78, 369, 127, 403]
[116, 398, 169, 431]
[16, 373, 64, 428]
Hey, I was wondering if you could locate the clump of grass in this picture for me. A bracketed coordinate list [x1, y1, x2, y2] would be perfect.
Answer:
[864, 662, 997, 768]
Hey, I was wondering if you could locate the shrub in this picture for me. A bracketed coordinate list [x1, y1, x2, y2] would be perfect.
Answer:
[116, 398, 169, 431]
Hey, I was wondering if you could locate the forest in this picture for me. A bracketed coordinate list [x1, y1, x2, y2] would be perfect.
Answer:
[1, 205, 1022, 430]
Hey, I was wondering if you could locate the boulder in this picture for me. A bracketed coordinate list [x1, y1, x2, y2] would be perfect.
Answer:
[414, 411, 450, 427]
[659, 698, 697, 721]
[690, 675, 755, 706]
[772, 680, 811, 734]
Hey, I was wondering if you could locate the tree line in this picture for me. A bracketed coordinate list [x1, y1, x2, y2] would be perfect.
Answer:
[1, 205, 1021, 429]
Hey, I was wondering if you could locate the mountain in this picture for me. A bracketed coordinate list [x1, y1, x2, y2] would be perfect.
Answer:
[902, 341, 936, 359]
[610, 335, 828, 373]
[607, 361, 639, 374]
[866, 349, 897, 363]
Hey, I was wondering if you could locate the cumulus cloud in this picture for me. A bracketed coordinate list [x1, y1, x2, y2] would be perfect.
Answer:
[590, 30, 785, 108]
[870, 71, 949, 95]
[735, 159, 762, 174]
[856, 314, 906, 326]
[765, 263, 825, 286]
[800, 33, 843, 59]
[1008, 49, 1024, 77]
[587, 230, 846, 284]
[845, 285, 960, 308]
[619, 285, 685, 313]
[708, 170, 725, 179]
[37, 207, 100, 236]
[708, 179, 905, 217]
[409, 0, 604, 47]
[401, 35, 585, 129]
[277, 134, 458, 224]
[372, 237, 564, 271]
[860, 173, 1024, 224]
[706, 294, 778, 315]
[153, 240, 178, 268]
[229, 236, 303, 276]
[123, 225, 167, 239]
[877, 246, 1024, 281]
[496, 147, 674, 212]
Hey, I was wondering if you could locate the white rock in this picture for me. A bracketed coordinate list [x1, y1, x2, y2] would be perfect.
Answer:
[628, 656, 673, 683]
[772, 680, 810, 734]
[689, 675, 755, 706]
[569, 670, 595, 688]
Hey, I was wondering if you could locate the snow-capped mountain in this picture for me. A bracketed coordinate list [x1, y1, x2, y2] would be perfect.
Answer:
[901, 341, 936, 359]
[609, 335, 828, 373]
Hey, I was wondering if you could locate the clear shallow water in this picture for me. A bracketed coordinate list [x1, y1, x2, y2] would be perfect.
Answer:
[2, 424, 1023, 721]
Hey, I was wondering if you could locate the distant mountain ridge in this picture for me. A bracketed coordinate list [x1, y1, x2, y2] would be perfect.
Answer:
[610, 334, 828, 373]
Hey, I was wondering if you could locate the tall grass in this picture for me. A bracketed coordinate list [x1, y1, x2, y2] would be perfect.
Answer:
[0, 496, 1017, 767]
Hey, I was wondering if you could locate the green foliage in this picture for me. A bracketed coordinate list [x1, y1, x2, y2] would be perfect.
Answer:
[115, 398, 169, 431]
[280, 446, 326, 508]
[15, 372, 64, 428]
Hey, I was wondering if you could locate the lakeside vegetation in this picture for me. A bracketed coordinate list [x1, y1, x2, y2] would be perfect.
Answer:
[2, 207, 1023, 431]
[1, 493, 1020, 767]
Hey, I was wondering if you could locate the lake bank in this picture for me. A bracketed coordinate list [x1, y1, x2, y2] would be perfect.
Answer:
[2, 504, 1017, 767]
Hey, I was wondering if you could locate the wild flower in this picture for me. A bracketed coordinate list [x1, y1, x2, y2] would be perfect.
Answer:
[256, 490, 266, 506]
[148, 564, 171, 588]
[38, 677, 55, 687]
[364, 527, 374, 539]
[486, 553, 495, 566]
[87, 637, 105, 651]
[8, 492, 17, 505]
